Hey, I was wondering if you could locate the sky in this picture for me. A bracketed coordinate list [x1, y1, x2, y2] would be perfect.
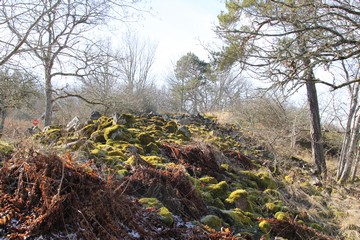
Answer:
[133, 0, 226, 84]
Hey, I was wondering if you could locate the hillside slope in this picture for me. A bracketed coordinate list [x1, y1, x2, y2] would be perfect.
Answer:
[0, 113, 358, 239]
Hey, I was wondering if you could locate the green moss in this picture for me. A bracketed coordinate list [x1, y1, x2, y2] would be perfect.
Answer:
[159, 207, 174, 226]
[263, 189, 281, 198]
[36, 127, 62, 143]
[199, 176, 218, 184]
[220, 163, 230, 171]
[143, 142, 160, 154]
[0, 141, 13, 159]
[226, 189, 248, 204]
[142, 155, 166, 165]
[80, 124, 95, 138]
[297, 220, 305, 224]
[139, 198, 162, 209]
[107, 150, 126, 159]
[274, 211, 288, 221]
[96, 116, 113, 130]
[259, 220, 271, 233]
[208, 181, 229, 199]
[137, 132, 155, 145]
[90, 130, 106, 143]
[90, 148, 108, 157]
[104, 156, 120, 164]
[121, 144, 144, 155]
[104, 125, 123, 141]
[222, 208, 253, 226]
[310, 223, 323, 231]
[284, 175, 294, 184]
[256, 171, 277, 189]
[177, 125, 191, 140]
[226, 189, 252, 211]
[125, 155, 137, 166]
[264, 201, 283, 213]
[200, 215, 223, 230]
[164, 121, 178, 133]
[240, 170, 276, 190]
[212, 197, 225, 209]
[121, 113, 135, 127]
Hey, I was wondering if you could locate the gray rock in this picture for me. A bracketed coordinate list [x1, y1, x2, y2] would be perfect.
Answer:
[112, 112, 125, 125]
[66, 116, 80, 131]
[89, 111, 101, 121]
[178, 125, 192, 138]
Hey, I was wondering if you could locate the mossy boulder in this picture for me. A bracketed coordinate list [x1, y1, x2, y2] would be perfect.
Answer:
[256, 172, 277, 189]
[159, 207, 174, 226]
[121, 144, 144, 155]
[212, 197, 226, 209]
[79, 124, 96, 138]
[240, 170, 276, 190]
[143, 142, 160, 154]
[200, 215, 223, 230]
[225, 189, 251, 211]
[90, 130, 106, 143]
[142, 155, 166, 165]
[139, 198, 174, 226]
[139, 197, 162, 209]
[259, 219, 271, 233]
[177, 125, 191, 140]
[96, 116, 113, 130]
[90, 148, 108, 157]
[121, 113, 135, 127]
[164, 121, 178, 133]
[264, 201, 284, 213]
[107, 150, 126, 159]
[208, 181, 229, 199]
[274, 211, 289, 221]
[137, 132, 155, 145]
[35, 127, 62, 144]
[222, 208, 253, 227]
[199, 176, 218, 184]
[104, 125, 132, 141]
[0, 141, 13, 160]
[117, 169, 129, 178]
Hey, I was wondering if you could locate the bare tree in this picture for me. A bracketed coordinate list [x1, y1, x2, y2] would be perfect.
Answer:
[1, 0, 145, 126]
[115, 31, 157, 112]
[117, 31, 157, 95]
[0, 1, 61, 66]
[0, 68, 39, 138]
[215, 0, 360, 180]
[79, 40, 119, 114]
[337, 59, 360, 183]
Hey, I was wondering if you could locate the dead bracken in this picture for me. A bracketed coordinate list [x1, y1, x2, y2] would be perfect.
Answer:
[0, 150, 236, 239]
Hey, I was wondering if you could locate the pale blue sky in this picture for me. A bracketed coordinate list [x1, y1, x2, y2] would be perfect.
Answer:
[136, 0, 225, 83]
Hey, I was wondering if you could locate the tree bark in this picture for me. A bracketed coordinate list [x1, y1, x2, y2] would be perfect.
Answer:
[337, 82, 360, 183]
[351, 146, 360, 182]
[0, 108, 6, 138]
[338, 112, 360, 183]
[305, 76, 327, 179]
[44, 65, 53, 127]
[297, 35, 327, 179]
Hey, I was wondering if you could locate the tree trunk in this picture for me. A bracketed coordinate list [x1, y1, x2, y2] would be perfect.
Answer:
[297, 34, 327, 179]
[305, 77, 327, 179]
[337, 82, 360, 183]
[338, 112, 360, 183]
[44, 67, 53, 127]
[0, 108, 6, 138]
[351, 146, 360, 182]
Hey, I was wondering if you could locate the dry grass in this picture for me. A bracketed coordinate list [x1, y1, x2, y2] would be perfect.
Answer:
[3, 117, 34, 140]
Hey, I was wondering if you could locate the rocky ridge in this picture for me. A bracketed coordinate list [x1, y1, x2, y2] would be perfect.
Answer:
[0, 112, 352, 239]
